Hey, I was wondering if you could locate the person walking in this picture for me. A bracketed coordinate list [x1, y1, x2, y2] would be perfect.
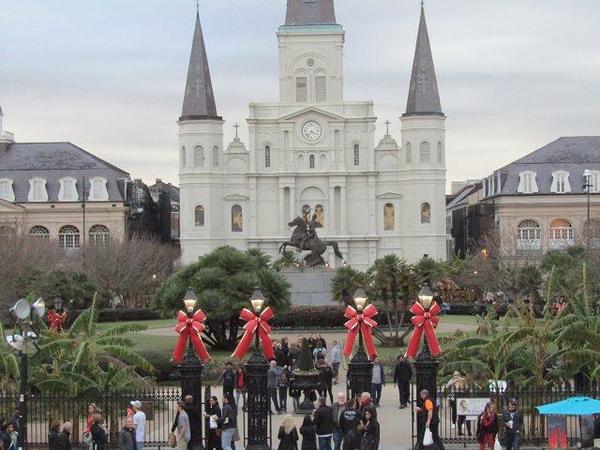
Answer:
[330, 341, 342, 384]
[91, 414, 107, 450]
[393, 355, 413, 409]
[58, 422, 72, 450]
[415, 389, 444, 450]
[130, 401, 146, 450]
[174, 401, 191, 450]
[445, 371, 471, 436]
[183, 395, 201, 448]
[118, 418, 136, 450]
[220, 362, 236, 399]
[361, 408, 380, 450]
[299, 415, 317, 450]
[317, 359, 334, 404]
[339, 399, 360, 440]
[218, 394, 237, 450]
[279, 366, 290, 413]
[313, 397, 334, 450]
[312, 341, 327, 362]
[268, 361, 282, 414]
[358, 393, 376, 420]
[234, 367, 247, 411]
[49, 420, 61, 450]
[501, 399, 523, 450]
[277, 414, 299, 450]
[370, 359, 385, 408]
[341, 421, 362, 450]
[84, 404, 101, 450]
[477, 403, 498, 450]
[331, 393, 346, 450]
[203, 396, 221, 450]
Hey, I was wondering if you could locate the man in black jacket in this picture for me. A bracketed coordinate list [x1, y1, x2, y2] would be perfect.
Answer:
[220, 362, 236, 399]
[339, 400, 360, 448]
[393, 355, 413, 409]
[501, 398, 523, 450]
[313, 397, 334, 450]
[184, 395, 202, 450]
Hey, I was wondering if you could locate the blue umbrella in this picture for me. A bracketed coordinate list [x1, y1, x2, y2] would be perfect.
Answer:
[536, 396, 600, 416]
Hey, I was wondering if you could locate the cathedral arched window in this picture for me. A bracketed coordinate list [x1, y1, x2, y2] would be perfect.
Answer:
[195, 205, 205, 227]
[59, 225, 80, 249]
[181, 147, 187, 168]
[517, 219, 541, 250]
[353, 144, 360, 166]
[29, 225, 50, 239]
[194, 146, 204, 167]
[296, 76, 307, 103]
[384, 203, 395, 231]
[231, 205, 243, 232]
[315, 204, 324, 226]
[309, 154, 315, 169]
[420, 141, 430, 163]
[437, 142, 443, 164]
[298, 154, 304, 168]
[213, 146, 219, 167]
[265, 145, 271, 168]
[421, 202, 431, 224]
[406, 143, 412, 163]
[315, 75, 327, 103]
[89, 224, 110, 246]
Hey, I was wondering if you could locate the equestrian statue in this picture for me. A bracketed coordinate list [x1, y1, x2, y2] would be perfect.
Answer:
[279, 205, 344, 267]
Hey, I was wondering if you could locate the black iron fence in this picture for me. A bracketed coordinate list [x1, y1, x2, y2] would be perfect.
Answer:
[434, 387, 600, 446]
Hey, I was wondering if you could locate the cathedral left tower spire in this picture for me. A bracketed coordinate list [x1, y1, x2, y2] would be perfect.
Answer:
[178, 8, 225, 262]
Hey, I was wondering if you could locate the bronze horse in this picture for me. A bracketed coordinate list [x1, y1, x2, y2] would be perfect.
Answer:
[279, 216, 344, 267]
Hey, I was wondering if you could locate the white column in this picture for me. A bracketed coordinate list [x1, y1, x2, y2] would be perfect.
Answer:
[328, 183, 335, 236]
[290, 184, 296, 218]
[340, 184, 347, 235]
[368, 175, 376, 235]
[279, 186, 286, 234]
[249, 177, 257, 237]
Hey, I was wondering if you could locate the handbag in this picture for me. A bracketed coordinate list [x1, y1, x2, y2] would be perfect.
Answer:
[168, 432, 176, 448]
[423, 427, 434, 446]
[494, 436, 503, 450]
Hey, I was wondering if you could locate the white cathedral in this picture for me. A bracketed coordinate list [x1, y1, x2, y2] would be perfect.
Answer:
[178, 0, 447, 270]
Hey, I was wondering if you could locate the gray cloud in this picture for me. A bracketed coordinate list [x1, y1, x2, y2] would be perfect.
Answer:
[1, 0, 599, 189]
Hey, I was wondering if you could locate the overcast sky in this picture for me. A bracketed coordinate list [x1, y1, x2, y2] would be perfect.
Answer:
[1, 0, 599, 191]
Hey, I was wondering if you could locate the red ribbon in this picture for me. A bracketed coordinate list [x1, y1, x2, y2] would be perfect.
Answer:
[232, 307, 275, 360]
[342, 304, 379, 360]
[47, 310, 67, 332]
[172, 309, 211, 363]
[405, 301, 442, 359]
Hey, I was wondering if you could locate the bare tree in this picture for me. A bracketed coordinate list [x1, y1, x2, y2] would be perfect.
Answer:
[81, 235, 179, 308]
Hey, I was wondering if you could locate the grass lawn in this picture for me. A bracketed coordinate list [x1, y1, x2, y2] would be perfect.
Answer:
[97, 318, 173, 331]
[440, 314, 477, 325]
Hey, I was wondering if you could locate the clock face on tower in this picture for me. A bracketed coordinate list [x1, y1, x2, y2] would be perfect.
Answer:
[301, 120, 322, 142]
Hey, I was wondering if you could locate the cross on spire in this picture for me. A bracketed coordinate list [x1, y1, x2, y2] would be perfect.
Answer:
[233, 122, 240, 140]
[384, 120, 391, 136]
[196, 0, 199, 16]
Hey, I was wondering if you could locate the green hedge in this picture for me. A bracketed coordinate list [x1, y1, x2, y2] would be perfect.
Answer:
[71, 308, 161, 323]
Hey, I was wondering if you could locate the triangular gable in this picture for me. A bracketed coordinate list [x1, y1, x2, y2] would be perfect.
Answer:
[279, 106, 345, 122]
[0, 198, 25, 211]
[224, 194, 249, 201]
[376, 192, 403, 199]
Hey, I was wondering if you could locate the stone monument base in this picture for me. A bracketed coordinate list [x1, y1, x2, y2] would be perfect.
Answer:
[281, 267, 335, 306]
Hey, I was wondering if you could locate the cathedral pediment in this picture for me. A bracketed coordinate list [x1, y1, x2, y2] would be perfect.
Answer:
[224, 194, 249, 201]
[376, 192, 403, 199]
[279, 106, 345, 122]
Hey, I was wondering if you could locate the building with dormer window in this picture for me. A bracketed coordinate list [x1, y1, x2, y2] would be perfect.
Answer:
[178, 1, 447, 268]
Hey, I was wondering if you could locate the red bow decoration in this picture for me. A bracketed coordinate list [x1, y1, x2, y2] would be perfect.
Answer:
[172, 310, 211, 363]
[405, 301, 442, 359]
[232, 307, 275, 360]
[47, 310, 68, 332]
[342, 304, 379, 360]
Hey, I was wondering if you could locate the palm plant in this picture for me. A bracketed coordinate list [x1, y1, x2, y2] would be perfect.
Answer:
[330, 265, 367, 306]
[0, 322, 19, 392]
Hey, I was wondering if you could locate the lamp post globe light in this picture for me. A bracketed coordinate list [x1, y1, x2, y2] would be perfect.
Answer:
[244, 288, 270, 450]
[346, 287, 374, 400]
[414, 283, 440, 450]
[6, 297, 46, 450]
[177, 288, 204, 450]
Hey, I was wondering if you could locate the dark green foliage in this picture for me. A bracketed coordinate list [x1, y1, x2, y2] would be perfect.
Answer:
[153, 246, 291, 350]
[33, 271, 99, 309]
[298, 338, 315, 372]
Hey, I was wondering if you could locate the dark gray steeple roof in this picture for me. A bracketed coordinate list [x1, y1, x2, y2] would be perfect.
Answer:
[404, 5, 443, 117]
[180, 12, 220, 121]
[285, 0, 336, 26]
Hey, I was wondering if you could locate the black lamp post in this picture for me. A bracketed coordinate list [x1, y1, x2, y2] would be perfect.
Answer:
[346, 288, 374, 400]
[414, 284, 440, 450]
[6, 297, 46, 450]
[244, 289, 270, 450]
[177, 289, 204, 450]
[583, 170, 593, 248]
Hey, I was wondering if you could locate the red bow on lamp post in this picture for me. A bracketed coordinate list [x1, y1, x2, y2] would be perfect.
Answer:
[47, 310, 68, 333]
[172, 290, 211, 363]
[342, 288, 379, 360]
[232, 289, 275, 360]
[405, 284, 442, 359]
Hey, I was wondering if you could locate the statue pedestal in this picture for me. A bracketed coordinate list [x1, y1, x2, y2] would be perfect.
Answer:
[281, 268, 335, 306]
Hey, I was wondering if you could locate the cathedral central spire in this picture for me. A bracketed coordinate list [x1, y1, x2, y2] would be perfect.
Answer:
[404, 4, 443, 116]
[284, 0, 336, 26]
[180, 11, 219, 121]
